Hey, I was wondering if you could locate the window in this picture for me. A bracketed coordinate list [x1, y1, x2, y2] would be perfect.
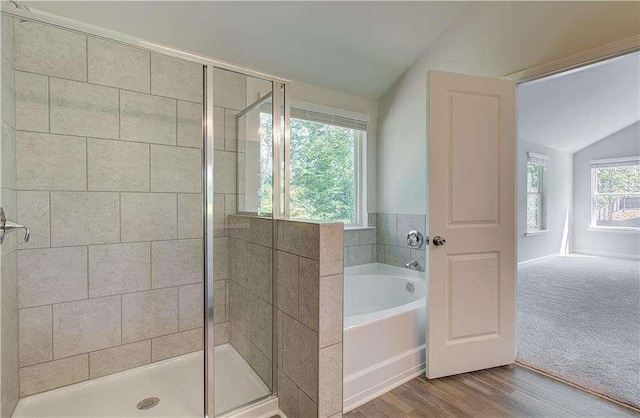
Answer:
[287, 107, 367, 226]
[242, 99, 368, 226]
[591, 157, 640, 229]
[236, 94, 275, 217]
[526, 153, 548, 232]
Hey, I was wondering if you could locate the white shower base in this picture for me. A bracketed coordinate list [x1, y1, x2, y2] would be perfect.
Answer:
[13, 344, 270, 417]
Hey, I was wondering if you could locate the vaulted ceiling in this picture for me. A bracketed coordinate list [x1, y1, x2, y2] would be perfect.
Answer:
[518, 51, 640, 153]
[26, 1, 469, 99]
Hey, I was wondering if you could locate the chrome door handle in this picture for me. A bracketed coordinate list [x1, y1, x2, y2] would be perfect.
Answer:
[0, 207, 30, 244]
[432, 235, 446, 246]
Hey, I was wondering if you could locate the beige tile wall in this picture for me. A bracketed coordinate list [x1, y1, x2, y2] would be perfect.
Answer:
[4, 19, 345, 416]
[0, 14, 20, 418]
[344, 213, 429, 271]
[229, 215, 344, 418]
[274, 219, 344, 418]
[12, 21, 205, 397]
[228, 215, 274, 390]
[343, 222, 377, 268]
[375, 212, 428, 272]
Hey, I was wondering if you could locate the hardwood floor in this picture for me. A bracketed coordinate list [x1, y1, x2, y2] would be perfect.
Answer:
[344, 365, 639, 417]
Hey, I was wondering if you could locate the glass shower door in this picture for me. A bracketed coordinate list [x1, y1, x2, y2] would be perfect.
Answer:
[209, 67, 276, 416]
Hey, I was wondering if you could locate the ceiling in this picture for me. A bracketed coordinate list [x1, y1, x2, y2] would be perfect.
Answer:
[518, 51, 640, 153]
[25, 1, 468, 99]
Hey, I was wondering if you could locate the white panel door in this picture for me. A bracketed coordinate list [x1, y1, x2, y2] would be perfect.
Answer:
[427, 70, 516, 379]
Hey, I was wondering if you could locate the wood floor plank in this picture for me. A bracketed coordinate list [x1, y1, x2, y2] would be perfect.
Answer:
[344, 365, 639, 417]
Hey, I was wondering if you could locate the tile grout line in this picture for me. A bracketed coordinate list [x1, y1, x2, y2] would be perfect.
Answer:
[14, 128, 204, 150]
[18, 237, 202, 253]
[14, 69, 202, 105]
[18, 272, 200, 310]
[14, 187, 200, 195]
[21, 324, 200, 371]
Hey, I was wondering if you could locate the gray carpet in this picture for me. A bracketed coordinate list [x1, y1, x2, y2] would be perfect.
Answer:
[517, 255, 640, 408]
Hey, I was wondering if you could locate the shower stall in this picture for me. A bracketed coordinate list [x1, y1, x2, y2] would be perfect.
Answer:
[0, 7, 288, 417]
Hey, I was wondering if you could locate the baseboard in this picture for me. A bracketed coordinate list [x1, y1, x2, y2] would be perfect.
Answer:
[517, 254, 558, 266]
[572, 249, 640, 260]
[343, 345, 426, 413]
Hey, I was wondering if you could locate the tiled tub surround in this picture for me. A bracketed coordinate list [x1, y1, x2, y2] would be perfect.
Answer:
[375, 213, 428, 272]
[12, 21, 207, 397]
[343, 227, 377, 267]
[343, 213, 428, 272]
[228, 215, 345, 418]
[1, 15, 20, 418]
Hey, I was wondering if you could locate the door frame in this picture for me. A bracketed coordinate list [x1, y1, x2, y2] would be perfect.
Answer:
[504, 36, 640, 410]
[505, 35, 639, 84]
[425, 34, 640, 380]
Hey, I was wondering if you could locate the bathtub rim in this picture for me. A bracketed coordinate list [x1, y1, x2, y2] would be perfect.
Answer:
[344, 263, 427, 330]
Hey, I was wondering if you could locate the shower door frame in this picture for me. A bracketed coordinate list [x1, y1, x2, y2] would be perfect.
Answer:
[0, 4, 291, 417]
[205, 74, 290, 416]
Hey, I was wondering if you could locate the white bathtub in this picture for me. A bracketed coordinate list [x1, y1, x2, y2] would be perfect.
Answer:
[343, 263, 427, 412]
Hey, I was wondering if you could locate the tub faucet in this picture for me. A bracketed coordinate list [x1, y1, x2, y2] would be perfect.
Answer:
[405, 260, 419, 269]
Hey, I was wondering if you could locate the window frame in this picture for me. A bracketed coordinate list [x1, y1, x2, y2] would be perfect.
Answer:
[525, 152, 549, 234]
[590, 156, 640, 231]
[351, 129, 367, 228]
[284, 100, 369, 228]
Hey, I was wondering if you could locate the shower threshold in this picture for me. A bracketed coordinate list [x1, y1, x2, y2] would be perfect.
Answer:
[13, 344, 270, 417]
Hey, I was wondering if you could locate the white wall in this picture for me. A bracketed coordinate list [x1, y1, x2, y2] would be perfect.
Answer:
[290, 80, 378, 212]
[517, 141, 573, 263]
[573, 122, 640, 259]
[376, 1, 640, 214]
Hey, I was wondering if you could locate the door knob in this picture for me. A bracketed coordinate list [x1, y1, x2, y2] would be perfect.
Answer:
[432, 235, 446, 246]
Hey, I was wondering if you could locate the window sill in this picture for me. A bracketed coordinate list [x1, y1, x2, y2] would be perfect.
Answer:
[344, 226, 375, 231]
[525, 230, 549, 237]
[587, 226, 640, 234]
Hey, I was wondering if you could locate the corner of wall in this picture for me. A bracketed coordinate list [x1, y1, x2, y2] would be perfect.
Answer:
[1, 12, 20, 418]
